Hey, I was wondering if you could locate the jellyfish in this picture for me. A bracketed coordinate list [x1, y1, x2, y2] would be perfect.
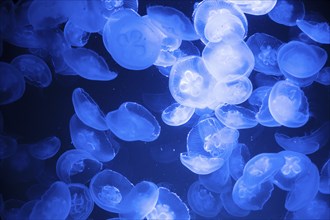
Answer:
[187, 180, 222, 218]
[268, 0, 305, 26]
[146, 187, 190, 220]
[146, 5, 199, 41]
[169, 56, 216, 109]
[56, 149, 103, 184]
[103, 9, 162, 70]
[193, 0, 247, 44]
[214, 104, 258, 129]
[246, 33, 283, 76]
[71, 88, 108, 131]
[161, 103, 195, 126]
[229, 143, 251, 180]
[119, 181, 159, 219]
[89, 169, 133, 213]
[11, 54, 52, 88]
[67, 183, 94, 220]
[268, 80, 309, 128]
[0, 62, 25, 105]
[315, 66, 330, 86]
[202, 40, 255, 82]
[29, 181, 71, 220]
[274, 121, 330, 154]
[0, 134, 18, 159]
[63, 47, 117, 81]
[199, 162, 231, 193]
[27, 136, 61, 160]
[70, 114, 119, 162]
[105, 102, 161, 142]
[227, 0, 277, 15]
[100, 0, 139, 18]
[319, 159, 330, 194]
[64, 20, 90, 47]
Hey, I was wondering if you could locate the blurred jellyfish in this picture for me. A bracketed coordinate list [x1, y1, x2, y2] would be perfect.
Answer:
[161, 103, 195, 126]
[227, 0, 277, 15]
[27, 136, 61, 160]
[0, 134, 18, 159]
[68, 183, 94, 220]
[315, 66, 330, 86]
[268, 80, 309, 128]
[199, 162, 231, 193]
[229, 143, 251, 180]
[187, 180, 222, 218]
[89, 169, 133, 213]
[11, 54, 52, 88]
[105, 102, 161, 142]
[64, 20, 90, 47]
[268, 0, 305, 26]
[319, 159, 330, 194]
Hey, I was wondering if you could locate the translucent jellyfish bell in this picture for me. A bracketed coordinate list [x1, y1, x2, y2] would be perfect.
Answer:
[27, 136, 61, 160]
[246, 33, 283, 76]
[268, 0, 305, 26]
[105, 102, 161, 142]
[67, 183, 94, 220]
[161, 103, 195, 126]
[89, 169, 133, 213]
[229, 143, 251, 180]
[0, 134, 18, 159]
[319, 159, 330, 194]
[202, 40, 254, 82]
[199, 162, 231, 193]
[64, 20, 90, 47]
[103, 9, 162, 70]
[226, 0, 277, 15]
[268, 80, 309, 128]
[316, 66, 330, 86]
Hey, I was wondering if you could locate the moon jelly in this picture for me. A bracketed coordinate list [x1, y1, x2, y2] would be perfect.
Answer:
[27, 136, 61, 160]
[296, 16, 330, 44]
[227, 0, 277, 15]
[315, 66, 330, 86]
[64, 20, 90, 47]
[0, 134, 18, 159]
[199, 162, 231, 193]
[229, 143, 251, 180]
[67, 183, 94, 220]
[161, 102, 195, 126]
[268, 0, 305, 26]
[319, 159, 330, 194]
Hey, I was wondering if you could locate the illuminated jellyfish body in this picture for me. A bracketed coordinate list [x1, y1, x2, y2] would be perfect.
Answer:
[63, 47, 117, 81]
[274, 121, 330, 154]
[227, 0, 277, 15]
[268, 0, 305, 26]
[199, 162, 231, 193]
[319, 159, 330, 194]
[229, 143, 251, 180]
[202, 40, 255, 82]
[70, 114, 119, 162]
[27, 136, 61, 160]
[169, 56, 216, 108]
[56, 149, 103, 184]
[212, 76, 253, 105]
[105, 102, 161, 142]
[119, 181, 159, 219]
[89, 169, 133, 213]
[72, 88, 108, 131]
[274, 151, 320, 211]
[214, 104, 258, 129]
[180, 117, 238, 175]
[103, 9, 162, 70]
[146, 5, 199, 41]
[146, 187, 190, 220]
[0, 62, 25, 105]
[29, 181, 71, 220]
[268, 80, 309, 128]
[316, 66, 330, 86]
[64, 20, 90, 47]
[67, 183, 94, 220]
[100, 0, 139, 18]
[277, 41, 327, 87]
[161, 103, 195, 126]
[193, 0, 247, 44]
[296, 15, 330, 44]
[187, 180, 222, 218]
[246, 33, 283, 76]
[0, 134, 18, 159]
[11, 54, 52, 88]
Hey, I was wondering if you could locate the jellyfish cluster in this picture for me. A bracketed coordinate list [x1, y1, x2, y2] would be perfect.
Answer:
[0, 0, 330, 219]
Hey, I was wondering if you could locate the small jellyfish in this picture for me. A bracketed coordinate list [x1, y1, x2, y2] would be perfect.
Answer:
[169, 56, 216, 109]
[29, 181, 71, 220]
[70, 114, 119, 162]
[146, 5, 199, 41]
[64, 20, 90, 47]
[67, 183, 94, 220]
[268, 80, 309, 128]
[187, 180, 222, 218]
[89, 169, 133, 213]
[119, 181, 159, 219]
[11, 54, 52, 88]
[146, 187, 190, 220]
[105, 102, 161, 142]
[319, 159, 330, 194]
[229, 143, 251, 180]
[103, 9, 162, 70]
[268, 0, 305, 26]
[274, 121, 330, 154]
[72, 88, 108, 131]
[199, 162, 231, 193]
[27, 136, 61, 160]
[63, 47, 117, 81]
[202, 40, 254, 82]
[215, 104, 258, 129]
[227, 0, 277, 15]
[161, 103, 195, 126]
[0, 62, 25, 105]
[100, 0, 138, 18]
[246, 33, 283, 76]
[315, 66, 330, 86]
[0, 134, 18, 159]
[56, 149, 103, 184]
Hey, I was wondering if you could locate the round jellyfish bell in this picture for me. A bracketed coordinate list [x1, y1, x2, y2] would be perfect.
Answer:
[268, 0, 305, 26]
